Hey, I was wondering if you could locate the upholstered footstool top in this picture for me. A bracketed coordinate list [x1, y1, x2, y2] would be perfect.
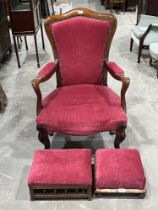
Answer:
[95, 149, 146, 195]
[28, 149, 92, 200]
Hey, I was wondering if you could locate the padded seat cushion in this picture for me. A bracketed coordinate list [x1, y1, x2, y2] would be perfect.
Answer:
[95, 149, 146, 190]
[150, 43, 158, 60]
[131, 26, 158, 46]
[36, 84, 127, 135]
[132, 26, 148, 39]
[28, 149, 92, 185]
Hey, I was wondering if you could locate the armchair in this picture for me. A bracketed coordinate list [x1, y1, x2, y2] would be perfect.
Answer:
[32, 8, 130, 149]
[130, 14, 158, 63]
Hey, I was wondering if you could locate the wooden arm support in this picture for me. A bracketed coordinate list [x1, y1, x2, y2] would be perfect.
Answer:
[32, 61, 58, 115]
[32, 77, 43, 115]
[105, 63, 130, 112]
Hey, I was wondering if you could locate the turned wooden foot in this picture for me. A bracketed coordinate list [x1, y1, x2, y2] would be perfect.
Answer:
[114, 126, 126, 148]
[37, 125, 51, 149]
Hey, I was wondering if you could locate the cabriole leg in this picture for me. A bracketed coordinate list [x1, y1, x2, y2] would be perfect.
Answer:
[37, 125, 50, 149]
[114, 126, 126, 148]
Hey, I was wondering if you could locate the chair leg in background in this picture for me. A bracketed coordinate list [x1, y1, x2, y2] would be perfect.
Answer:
[13, 36, 21, 68]
[9, 47, 12, 54]
[50, 0, 55, 14]
[34, 35, 40, 68]
[24, 36, 28, 51]
[130, 38, 133, 51]
[37, 125, 51, 149]
[149, 57, 152, 66]
[17, 36, 21, 49]
[40, 24, 45, 50]
[138, 43, 143, 63]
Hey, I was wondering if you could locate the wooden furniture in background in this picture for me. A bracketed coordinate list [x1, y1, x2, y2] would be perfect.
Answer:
[126, 0, 137, 11]
[105, 0, 137, 12]
[106, 0, 126, 13]
[40, 0, 56, 17]
[7, 0, 45, 68]
[0, 0, 11, 62]
[137, 0, 158, 24]
[130, 15, 158, 63]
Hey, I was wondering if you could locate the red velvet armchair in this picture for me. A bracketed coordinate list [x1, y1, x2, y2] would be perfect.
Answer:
[32, 8, 130, 149]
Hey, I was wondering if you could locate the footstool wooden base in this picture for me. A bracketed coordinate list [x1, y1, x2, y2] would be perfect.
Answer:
[29, 184, 91, 200]
[95, 149, 146, 198]
[28, 149, 92, 200]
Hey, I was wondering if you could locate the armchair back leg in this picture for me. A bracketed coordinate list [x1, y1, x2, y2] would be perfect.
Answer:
[37, 125, 51, 149]
[138, 41, 143, 63]
[114, 126, 126, 148]
[130, 38, 133, 52]
[149, 57, 152, 66]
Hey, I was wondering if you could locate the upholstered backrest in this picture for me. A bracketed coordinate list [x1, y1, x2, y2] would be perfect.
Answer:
[45, 8, 117, 86]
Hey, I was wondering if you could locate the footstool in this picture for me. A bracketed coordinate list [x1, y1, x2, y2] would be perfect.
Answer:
[28, 149, 92, 200]
[95, 149, 146, 197]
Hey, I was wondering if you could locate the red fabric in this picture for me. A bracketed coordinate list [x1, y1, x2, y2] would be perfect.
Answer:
[28, 149, 92, 185]
[95, 149, 146, 190]
[38, 62, 57, 78]
[106, 61, 124, 75]
[51, 17, 111, 85]
[36, 84, 127, 135]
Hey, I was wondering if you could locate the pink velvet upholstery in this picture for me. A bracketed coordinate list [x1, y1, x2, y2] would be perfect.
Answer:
[38, 62, 57, 78]
[36, 84, 127, 135]
[95, 149, 146, 190]
[51, 17, 110, 85]
[106, 61, 124, 75]
[28, 149, 92, 185]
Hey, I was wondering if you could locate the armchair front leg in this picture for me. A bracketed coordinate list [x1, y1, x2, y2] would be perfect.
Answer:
[105, 61, 130, 148]
[31, 62, 58, 149]
[114, 126, 126, 148]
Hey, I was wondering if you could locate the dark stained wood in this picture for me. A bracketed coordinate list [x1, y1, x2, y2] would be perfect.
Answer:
[29, 184, 91, 200]
[137, 0, 158, 23]
[0, 0, 11, 61]
[126, 0, 137, 11]
[7, 0, 42, 35]
[106, 0, 126, 13]
[7, 0, 44, 67]
[37, 125, 51, 149]
[114, 126, 126, 148]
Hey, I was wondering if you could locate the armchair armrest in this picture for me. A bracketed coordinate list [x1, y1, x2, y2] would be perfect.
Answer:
[32, 61, 58, 115]
[106, 61, 124, 75]
[105, 61, 130, 113]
